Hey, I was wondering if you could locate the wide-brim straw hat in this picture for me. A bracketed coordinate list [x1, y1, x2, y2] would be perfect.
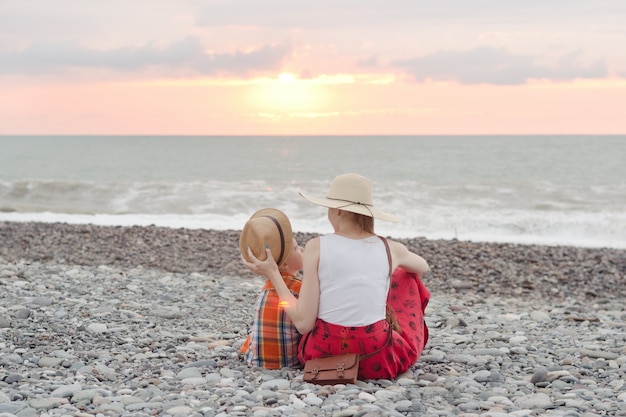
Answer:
[299, 173, 399, 222]
[239, 208, 293, 266]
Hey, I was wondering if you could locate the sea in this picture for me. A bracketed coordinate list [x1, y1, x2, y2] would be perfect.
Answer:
[1, 135, 625, 249]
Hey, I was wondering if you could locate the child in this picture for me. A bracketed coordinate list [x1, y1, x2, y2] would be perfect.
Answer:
[238, 208, 304, 369]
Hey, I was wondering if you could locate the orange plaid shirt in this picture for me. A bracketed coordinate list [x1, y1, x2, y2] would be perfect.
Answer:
[240, 273, 302, 369]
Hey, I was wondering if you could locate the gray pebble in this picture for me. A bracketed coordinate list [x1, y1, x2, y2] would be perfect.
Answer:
[0, 233, 624, 417]
[14, 308, 31, 319]
[530, 367, 549, 384]
[30, 296, 53, 306]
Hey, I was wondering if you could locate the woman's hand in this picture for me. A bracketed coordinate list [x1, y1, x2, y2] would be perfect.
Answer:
[241, 246, 280, 278]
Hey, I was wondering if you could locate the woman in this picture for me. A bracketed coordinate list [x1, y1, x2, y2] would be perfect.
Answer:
[243, 173, 430, 379]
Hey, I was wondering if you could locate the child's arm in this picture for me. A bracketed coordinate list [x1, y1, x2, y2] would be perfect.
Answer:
[243, 239, 320, 334]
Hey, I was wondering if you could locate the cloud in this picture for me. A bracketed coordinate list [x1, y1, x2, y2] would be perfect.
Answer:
[0, 37, 292, 76]
[356, 55, 379, 68]
[393, 46, 607, 85]
[190, 0, 626, 30]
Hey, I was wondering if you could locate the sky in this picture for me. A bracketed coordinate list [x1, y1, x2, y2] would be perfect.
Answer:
[1, 1, 625, 135]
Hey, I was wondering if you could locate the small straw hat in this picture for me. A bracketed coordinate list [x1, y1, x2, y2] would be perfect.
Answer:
[299, 173, 399, 222]
[239, 208, 293, 266]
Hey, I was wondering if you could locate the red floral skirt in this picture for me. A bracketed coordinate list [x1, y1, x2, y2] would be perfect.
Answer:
[298, 267, 430, 380]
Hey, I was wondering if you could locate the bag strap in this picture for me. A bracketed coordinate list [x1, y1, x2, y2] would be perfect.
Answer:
[378, 235, 392, 276]
[379, 235, 402, 335]
[359, 322, 393, 360]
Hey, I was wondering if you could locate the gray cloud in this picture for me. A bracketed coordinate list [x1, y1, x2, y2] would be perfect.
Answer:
[393, 47, 607, 85]
[0, 37, 291, 76]
[356, 55, 379, 68]
[190, 0, 626, 30]
[0, 2, 623, 83]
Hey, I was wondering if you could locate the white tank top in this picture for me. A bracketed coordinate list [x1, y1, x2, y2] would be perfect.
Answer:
[317, 234, 390, 326]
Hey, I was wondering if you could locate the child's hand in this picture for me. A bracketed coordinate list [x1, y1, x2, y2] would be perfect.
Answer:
[242, 246, 279, 277]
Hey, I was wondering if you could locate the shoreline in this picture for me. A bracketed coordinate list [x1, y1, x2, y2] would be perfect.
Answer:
[1, 221, 625, 416]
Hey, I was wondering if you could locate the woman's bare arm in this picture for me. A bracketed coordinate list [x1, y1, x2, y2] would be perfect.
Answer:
[389, 240, 430, 277]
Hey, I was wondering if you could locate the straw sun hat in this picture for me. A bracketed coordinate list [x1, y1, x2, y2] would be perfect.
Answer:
[299, 173, 399, 222]
[239, 208, 293, 266]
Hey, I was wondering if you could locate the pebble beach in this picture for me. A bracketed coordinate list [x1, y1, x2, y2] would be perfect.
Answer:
[1, 222, 625, 417]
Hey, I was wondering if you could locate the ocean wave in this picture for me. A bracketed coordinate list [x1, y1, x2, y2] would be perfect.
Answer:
[2, 207, 625, 250]
[1, 174, 625, 249]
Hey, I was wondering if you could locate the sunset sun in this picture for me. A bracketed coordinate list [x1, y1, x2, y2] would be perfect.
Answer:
[248, 73, 329, 114]
[278, 72, 296, 83]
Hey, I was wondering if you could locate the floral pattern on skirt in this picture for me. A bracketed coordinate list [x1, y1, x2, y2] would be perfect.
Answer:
[299, 267, 430, 380]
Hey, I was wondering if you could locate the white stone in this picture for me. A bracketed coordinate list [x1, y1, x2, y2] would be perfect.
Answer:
[260, 379, 290, 390]
[514, 393, 552, 409]
[180, 377, 206, 386]
[86, 323, 107, 333]
[358, 392, 377, 402]
[509, 335, 528, 344]
[166, 405, 192, 416]
[530, 311, 550, 321]
[303, 393, 323, 406]
[288, 394, 307, 409]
